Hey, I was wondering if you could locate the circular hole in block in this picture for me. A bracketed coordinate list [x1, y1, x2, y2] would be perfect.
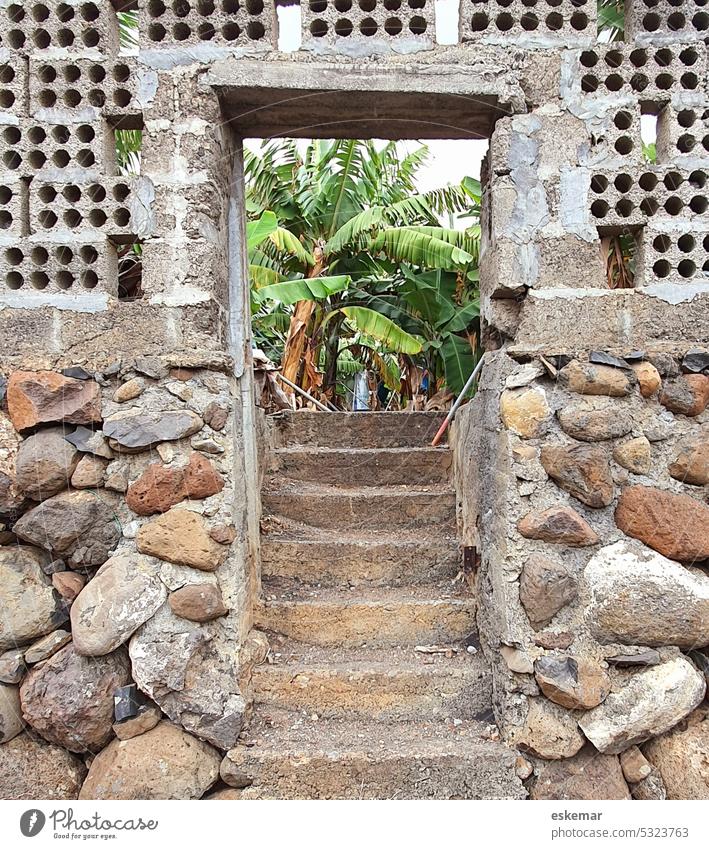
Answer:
[57, 28, 75, 47]
[33, 29, 52, 49]
[5, 247, 23, 266]
[614, 173, 633, 193]
[26, 151, 45, 169]
[678, 234, 696, 253]
[64, 209, 83, 228]
[81, 3, 100, 21]
[693, 12, 709, 30]
[38, 185, 57, 203]
[522, 14, 539, 31]
[615, 199, 634, 218]
[7, 30, 26, 49]
[590, 199, 609, 218]
[0, 90, 14, 109]
[690, 195, 708, 214]
[31, 4, 49, 21]
[667, 12, 686, 30]
[64, 89, 82, 108]
[638, 172, 658, 191]
[38, 209, 57, 229]
[571, 12, 588, 30]
[63, 185, 82, 203]
[38, 65, 56, 84]
[689, 170, 707, 189]
[652, 259, 671, 278]
[664, 196, 684, 215]
[173, 0, 191, 18]
[590, 175, 608, 193]
[409, 15, 427, 34]
[408, 0, 426, 7]
[383, 0, 400, 9]
[173, 22, 191, 40]
[337, 0, 354, 9]
[664, 171, 683, 190]
[55, 246, 74, 265]
[198, 0, 215, 11]
[87, 184, 106, 202]
[222, 22, 241, 39]
[614, 136, 633, 155]
[678, 109, 696, 128]
[113, 208, 131, 227]
[148, 22, 167, 41]
[3, 125, 21, 144]
[88, 209, 107, 227]
[580, 51, 598, 68]
[679, 47, 699, 66]
[31, 247, 49, 265]
[198, 22, 216, 38]
[113, 183, 130, 202]
[677, 134, 696, 153]
[76, 125, 96, 143]
[605, 74, 623, 92]
[642, 12, 661, 31]
[148, 0, 166, 16]
[80, 245, 98, 264]
[654, 48, 673, 66]
[83, 26, 100, 48]
[384, 17, 402, 35]
[29, 271, 49, 289]
[76, 149, 96, 168]
[52, 125, 71, 144]
[0, 211, 12, 230]
[310, 7, 334, 35]
[639, 197, 659, 216]
[581, 74, 599, 93]
[90, 89, 107, 107]
[64, 65, 81, 83]
[360, 17, 378, 36]
[630, 73, 649, 92]
[613, 110, 633, 131]
[546, 12, 563, 30]
[81, 270, 99, 289]
[629, 48, 648, 68]
[246, 0, 264, 12]
[247, 21, 266, 39]
[495, 13, 514, 31]
[605, 49, 623, 68]
[113, 89, 131, 108]
[309, 0, 328, 11]
[26, 128, 44, 148]
[56, 270, 74, 289]
[0, 185, 11, 204]
[655, 73, 674, 90]
[112, 64, 129, 83]
[38, 89, 57, 107]
[470, 13, 489, 32]
[681, 73, 699, 90]
[52, 150, 71, 169]
[5, 271, 23, 289]
[678, 259, 696, 278]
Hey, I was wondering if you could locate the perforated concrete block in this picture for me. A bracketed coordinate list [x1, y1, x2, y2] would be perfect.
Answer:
[301, 0, 435, 53]
[460, 0, 596, 48]
[636, 224, 709, 285]
[626, 0, 709, 45]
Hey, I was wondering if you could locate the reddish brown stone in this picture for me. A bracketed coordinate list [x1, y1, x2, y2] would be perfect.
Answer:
[170, 368, 196, 381]
[169, 583, 228, 622]
[518, 506, 600, 546]
[51, 571, 86, 602]
[209, 524, 236, 544]
[7, 372, 101, 432]
[203, 402, 228, 432]
[615, 485, 709, 562]
[660, 375, 709, 417]
[126, 453, 224, 516]
[531, 747, 630, 800]
[668, 433, 709, 486]
[534, 631, 575, 650]
[540, 443, 615, 508]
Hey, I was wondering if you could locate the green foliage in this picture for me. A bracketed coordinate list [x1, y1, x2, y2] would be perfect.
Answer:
[597, 1, 625, 40]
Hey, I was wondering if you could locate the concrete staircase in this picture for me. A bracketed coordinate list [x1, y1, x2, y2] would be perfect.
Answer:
[234, 411, 524, 799]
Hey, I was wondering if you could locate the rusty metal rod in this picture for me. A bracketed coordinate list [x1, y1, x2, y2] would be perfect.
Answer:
[431, 354, 486, 447]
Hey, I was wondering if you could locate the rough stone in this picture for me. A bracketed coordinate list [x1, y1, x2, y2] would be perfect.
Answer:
[209, 524, 236, 544]
[519, 554, 577, 627]
[534, 656, 611, 710]
[104, 410, 203, 451]
[530, 747, 630, 800]
[518, 506, 599, 546]
[64, 427, 113, 459]
[0, 649, 27, 684]
[14, 490, 122, 569]
[606, 650, 661, 668]
[113, 377, 146, 402]
[682, 350, 709, 374]
[0, 545, 64, 651]
[71, 455, 108, 489]
[134, 357, 168, 380]
[203, 401, 228, 431]
[20, 643, 131, 753]
[126, 453, 224, 515]
[129, 605, 245, 750]
[24, 629, 71, 664]
[206, 787, 242, 799]
[615, 485, 709, 562]
[631, 767, 667, 800]
[513, 697, 585, 761]
[578, 658, 706, 754]
[533, 631, 574, 650]
[612, 437, 651, 475]
[668, 433, 709, 486]
[585, 540, 709, 648]
[80, 721, 221, 800]
[0, 733, 86, 799]
[500, 387, 550, 438]
[137, 509, 226, 571]
[7, 371, 102, 432]
[500, 645, 534, 674]
[0, 469, 28, 522]
[51, 571, 86, 602]
[71, 553, 167, 656]
[169, 584, 228, 623]
[659, 375, 709, 417]
[0, 683, 23, 743]
[558, 404, 632, 442]
[15, 428, 79, 501]
[643, 708, 709, 800]
[113, 704, 162, 741]
[619, 746, 652, 783]
[630, 362, 662, 398]
[540, 443, 614, 508]
[559, 361, 635, 397]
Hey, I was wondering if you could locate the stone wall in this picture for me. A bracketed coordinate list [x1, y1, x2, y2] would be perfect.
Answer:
[0, 1, 708, 800]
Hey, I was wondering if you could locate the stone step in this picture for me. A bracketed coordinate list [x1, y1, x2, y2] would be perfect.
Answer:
[254, 581, 476, 647]
[260, 528, 460, 587]
[271, 410, 446, 449]
[252, 642, 492, 721]
[222, 713, 525, 800]
[262, 482, 456, 530]
[268, 446, 452, 486]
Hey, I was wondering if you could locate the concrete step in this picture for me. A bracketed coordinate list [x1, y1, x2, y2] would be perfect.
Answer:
[262, 482, 456, 531]
[222, 713, 525, 800]
[271, 411, 446, 449]
[260, 527, 460, 587]
[268, 446, 452, 486]
[252, 641, 492, 721]
[255, 580, 476, 647]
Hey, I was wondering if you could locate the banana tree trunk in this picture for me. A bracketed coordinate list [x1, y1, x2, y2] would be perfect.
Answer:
[280, 247, 325, 392]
